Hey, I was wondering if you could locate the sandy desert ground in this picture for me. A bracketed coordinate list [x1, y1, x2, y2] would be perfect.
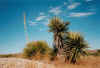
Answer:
[0, 58, 55, 68]
[0, 56, 100, 68]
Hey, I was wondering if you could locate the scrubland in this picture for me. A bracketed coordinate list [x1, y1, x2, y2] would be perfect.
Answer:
[0, 56, 100, 68]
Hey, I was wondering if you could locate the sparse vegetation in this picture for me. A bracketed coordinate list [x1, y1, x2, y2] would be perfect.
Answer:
[23, 40, 51, 59]
[97, 49, 100, 56]
[0, 53, 21, 58]
[63, 32, 88, 64]
[88, 49, 100, 56]
[48, 17, 70, 54]
[0, 56, 100, 68]
[0, 17, 100, 68]
[50, 45, 58, 61]
[0, 54, 13, 58]
[48, 17, 89, 64]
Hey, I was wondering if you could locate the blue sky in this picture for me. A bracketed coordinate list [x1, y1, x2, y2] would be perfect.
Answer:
[0, 0, 100, 54]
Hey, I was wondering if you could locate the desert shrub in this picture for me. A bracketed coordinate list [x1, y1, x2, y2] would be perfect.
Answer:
[92, 49, 100, 56]
[23, 40, 51, 59]
[87, 49, 100, 56]
[96, 49, 100, 56]
[50, 45, 58, 61]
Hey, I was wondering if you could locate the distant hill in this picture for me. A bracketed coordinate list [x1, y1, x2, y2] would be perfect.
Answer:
[0, 53, 22, 58]
[88, 50, 97, 53]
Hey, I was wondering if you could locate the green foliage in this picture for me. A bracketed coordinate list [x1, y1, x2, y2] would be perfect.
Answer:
[23, 41, 51, 58]
[63, 32, 89, 64]
[47, 17, 90, 64]
[48, 17, 69, 33]
[97, 49, 100, 53]
[48, 17, 70, 53]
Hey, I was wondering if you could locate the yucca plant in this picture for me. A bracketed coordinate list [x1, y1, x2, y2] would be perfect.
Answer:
[48, 17, 70, 54]
[63, 32, 88, 64]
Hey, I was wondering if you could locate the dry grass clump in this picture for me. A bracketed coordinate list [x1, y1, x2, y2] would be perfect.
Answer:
[51, 56, 100, 68]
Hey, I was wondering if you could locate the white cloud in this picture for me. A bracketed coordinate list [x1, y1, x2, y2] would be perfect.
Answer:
[39, 28, 43, 31]
[69, 12, 95, 17]
[39, 28, 47, 32]
[43, 19, 49, 26]
[29, 21, 37, 26]
[35, 12, 47, 21]
[49, 6, 62, 15]
[64, 2, 67, 5]
[40, 12, 45, 16]
[68, 3, 80, 10]
[29, 12, 49, 26]
[36, 15, 47, 21]
[86, 0, 92, 2]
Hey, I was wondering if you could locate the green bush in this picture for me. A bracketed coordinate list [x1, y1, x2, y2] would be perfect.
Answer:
[23, 40, 51, 58]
